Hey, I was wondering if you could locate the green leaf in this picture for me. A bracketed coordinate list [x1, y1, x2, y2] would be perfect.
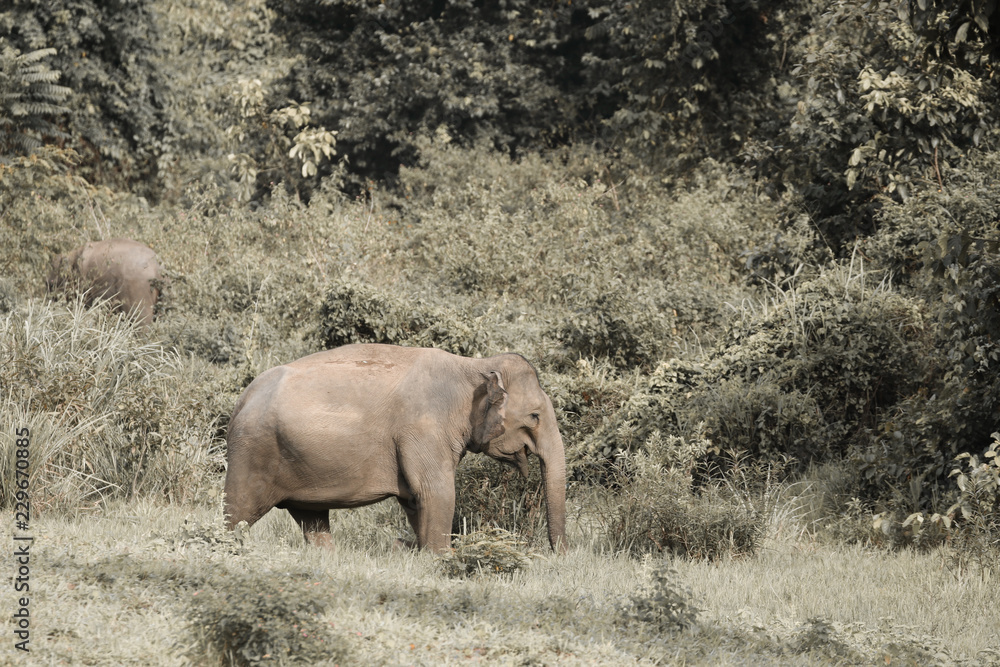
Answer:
[954, 21, 971, 44]
[974, 11, 989, 32]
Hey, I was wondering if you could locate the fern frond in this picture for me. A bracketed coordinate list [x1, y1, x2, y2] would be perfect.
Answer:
[13, 102, 70, 116]
[0, 43, 70, 157]
[20, 70, 63, 84]
[16, 48, 58, 66]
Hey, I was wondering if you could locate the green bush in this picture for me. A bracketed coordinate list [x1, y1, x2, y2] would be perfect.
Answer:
[318, 278, 490, 357]
[789, 618, 868, 663]
[586, 263, 927, 471]
[542, 359, 642, 470]
[600, 432, 775, 559]
[574, 357, 706, 469]
[943, 437, 1000, 574]
[620, 562, 700, 632]
[186, 574, 343, 666]
[844, 152, 1000, 513]
[555, 280, 673, 369]
[318, 279, 419, 348]
[708, 265, 926, 457]
[161, 315, 247, 365]
[693, 378, 821, 464]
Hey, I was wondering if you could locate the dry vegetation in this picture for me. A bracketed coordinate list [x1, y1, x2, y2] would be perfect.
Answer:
[1, 498, 997, 666]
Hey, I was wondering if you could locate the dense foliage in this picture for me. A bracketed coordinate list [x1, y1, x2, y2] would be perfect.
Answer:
[265, 0, 785, 187]
[2, 0, 999, 565]
[4, 4, 1000, 665]
[0, 0, 166, 191]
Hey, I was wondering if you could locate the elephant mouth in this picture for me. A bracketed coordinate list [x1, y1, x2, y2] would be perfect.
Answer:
[493, 447, 531, 479]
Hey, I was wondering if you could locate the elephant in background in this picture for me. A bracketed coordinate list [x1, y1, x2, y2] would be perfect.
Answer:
[224, 343, 567, 553]
[48, 238, 163, 326]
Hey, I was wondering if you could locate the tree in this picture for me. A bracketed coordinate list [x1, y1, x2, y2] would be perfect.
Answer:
[267, 0, 783, 188]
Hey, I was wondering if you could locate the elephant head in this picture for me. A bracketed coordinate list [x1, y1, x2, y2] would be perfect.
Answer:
[470, 358, 567, 552]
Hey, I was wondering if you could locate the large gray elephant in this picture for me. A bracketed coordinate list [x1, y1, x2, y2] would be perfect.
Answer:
[224, 344, 567, 553]
[48, 238, 163, 326]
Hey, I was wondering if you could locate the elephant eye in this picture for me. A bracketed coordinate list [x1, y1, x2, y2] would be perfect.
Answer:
[530, 413, 540, 422]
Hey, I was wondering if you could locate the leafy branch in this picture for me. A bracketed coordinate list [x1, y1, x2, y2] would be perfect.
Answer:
[0, 41, 71, 158]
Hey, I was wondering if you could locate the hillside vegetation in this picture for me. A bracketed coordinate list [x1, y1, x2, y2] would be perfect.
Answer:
[1, 0, 999, 664]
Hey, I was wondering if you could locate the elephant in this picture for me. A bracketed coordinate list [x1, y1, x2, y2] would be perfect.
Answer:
[223, 343, 567, 553]
[48, 238, 163, 326]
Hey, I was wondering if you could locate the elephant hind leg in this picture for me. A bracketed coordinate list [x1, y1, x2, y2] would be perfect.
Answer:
[222, 470, 279, 531]
[287, 508, 334, 549]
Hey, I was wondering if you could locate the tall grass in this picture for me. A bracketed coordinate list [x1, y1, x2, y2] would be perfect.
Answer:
[0, 299, 225, 510]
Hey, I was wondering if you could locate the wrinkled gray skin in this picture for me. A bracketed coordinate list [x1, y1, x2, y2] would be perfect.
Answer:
[224, 344, 567, 553]
[48, 238, 162, 326]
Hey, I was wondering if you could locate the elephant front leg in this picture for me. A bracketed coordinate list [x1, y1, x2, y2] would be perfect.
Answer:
[413, 485, 455, 553]
[396, 497, 420, 549]
[397, 491, 453, 551]
[399, 441, 457, 552]
[287, 508, 333, 549]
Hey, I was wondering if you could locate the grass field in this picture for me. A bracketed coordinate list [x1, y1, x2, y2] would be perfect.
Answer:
[3, 493, 997, 666]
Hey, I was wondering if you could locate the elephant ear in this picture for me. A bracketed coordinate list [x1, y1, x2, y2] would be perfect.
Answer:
[477, 371, 507, 444]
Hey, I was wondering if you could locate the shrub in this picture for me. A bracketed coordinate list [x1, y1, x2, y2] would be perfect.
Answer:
[790, 618, 868, 663]
[949, 437, 1000, 536]
[586, 263, 927, 470]
[575, 358, 705, 468]
[620, 562, 699, 632]
[786, 616, 965, 666]
[317, 279, 419, 348]
[707, 264, 926, 459]
[161, 315, 247, 365]
[155, 515, 248, 556]
[944, 436, 1000, 576]
[555, 279, 673, 369]
[600, 431, 775, 559]
[317, 278, 490, 357]
[186, 574, 343, 666]
[693, 378, 822, 465]
[847, 154, 1000, 513]
[541, 359, 642, 470]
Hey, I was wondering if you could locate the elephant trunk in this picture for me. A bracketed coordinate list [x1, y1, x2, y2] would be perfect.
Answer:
[538, 420, 567, 553]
